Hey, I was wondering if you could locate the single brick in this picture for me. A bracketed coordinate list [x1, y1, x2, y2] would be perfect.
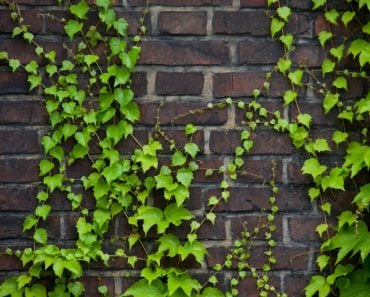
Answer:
[0, 159, 39, 183]
[156, 72, 204, 95]
[146, 0, 232, 5]
[238, 40, 284, 65]
[284, 275, 312, 297]
[140, 40, 230, 65]
[0, 72, 29, 94]
[0, 101, 47, 125]
[213, 11, 269, 36]
[0, 130, 40, 154]
[0, 186, 37, 211]
[158, 11, 207, 35]
[288, 217, 326, 242]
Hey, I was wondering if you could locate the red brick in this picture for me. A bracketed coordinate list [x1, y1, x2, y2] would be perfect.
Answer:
[284, 275, 311, 297]
[139, 102, 228, 126]
[132, 72, 147, 97]
[292, 45, 327, 67]
[0, 159, 39, 183]
[0, 186, 37, 211]
[209, 129, 293, 155]
[238, 40, 284, 65]
[0, 101, 47, 125]
[238, 159, 283, 183]
[194, 159, 224, 183]
[288, 217, 325, 242]
[158, 11, 207, 35]
[240, 0, 266, 7]
[0, 71, 29, 94]
[140, 40, 230, 65]
[0, 130, 40, 154]
[0, 10, 42, 33]
[213, 11, 269, 36]
[0, 254, 22, 270]
[156, 72, 204, 95]
[236, 276, 281, 297]
[158, 129, 204, 154]
[145, 0, 232, 5]
[80, 276, 115, 297]
[287, 160, 311, 184]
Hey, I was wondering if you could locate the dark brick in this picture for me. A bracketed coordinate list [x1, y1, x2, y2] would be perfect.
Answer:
[146, 0, 232, 5]
[237, 276, 281, 297]
[0, 159, 39, 183]
[0, 130, 40, 154]
[0, 101, 47, 125]
[209, 129, 293, 155]
[156, 72, 204, 95]
[0, 72, 29, 94]
[158, 129, 204, 154]
[140, 41, 230, 65]
[194, 159, 224, 183]
[288, 217, 325, 242]
[292, 45, 327, 67]
[0, 254, 22, 270]
[213, 11, 269, 36]
[238, 159, 283, 183]
[287, 160, 311, 184]
[139, 102, 228, 126]
[158, 11, 207, 35]
[238, 40, 284, 65]
[132, 72, 147, 97]
[240, 0, 266, 7]
[284, 275, 311, 297]
[0, 186, 37, 211]
[80, 276, 115, 297]
[0, 10, 42, 33]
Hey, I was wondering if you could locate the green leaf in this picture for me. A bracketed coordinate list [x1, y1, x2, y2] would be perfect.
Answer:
[110, 37, 127, 56]
[35, 204, 51, 220]
[75, 129, 90, 147]
[288, 70, 303, 86]
[333, 76, 347, 90]
[172, 151, 187, 166]
[67, 281, 84, 297]
[297, 113, 312, 128]
[33, 228, 48, 245]
[39, 159, 54, 176]
[277, 58, 292, 75]
[0, 277, 18, 297]
[353, 183, 370, 209]
[270, 18, 284, 37]
[301, 158, 327, 179]
[28, 74, 42, 90]
[323, 92, 339, 113]
[17, 274, 32, 289]
[123, 279, 164, 297]
[25, 61, 38, 74]
[312, 0, 326, 9]
[363, 21, 370, 35]
[185, 123, 197, 136]
[200, 288, 225, 297]
[122, 102, 140, 122]
[316, 255, 329, 271]
[206, 212, 216, 225]
[324, 9, 339, 25]
[94, 209, 111, 229]
[70, 0, 89, 20]
[321, 59, 335, 76]
[313, 138, 331, 152]
[176, 168, 194, 187]
[184, 143, 200, 159]
[337, 211, 357, 230]
[164, 203, 193, 226]
[318, 31, 333, 47]
[342, 11, 356, 27]
[305, 275, 330, 297]
[330, 45, 344, 61]
[332, 130, 348, 145]
[107, 120, 133, 145]
[157, 234, 181, 257]
[279, 33, 293, 49]
[23, 215, 38, 231]
[131, 206, 164, 235]
[308, 187, 320, 201]
[321, 168, 345, 191]
[179, 240, 207, 264]
[43, 174, 63, 193]
[277, 6, 291, 22]
[93, 178, 109, 199]
[64, 20, 83, 40]
[113, 18, 128, 36]
[283, 90, 298, 105]
[167, 273, 201, 296]
[83, 54, 99, 67]
[321, 202, 331, 215]
[102, 162, 124, 185]
[348, 39, 368, 58]
[115, 88, 134, 107]
[26, 284, 47, 297]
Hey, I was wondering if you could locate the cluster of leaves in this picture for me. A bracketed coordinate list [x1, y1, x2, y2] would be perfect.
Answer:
[0, 1, 284, 297]
[267, 0, 370, 296]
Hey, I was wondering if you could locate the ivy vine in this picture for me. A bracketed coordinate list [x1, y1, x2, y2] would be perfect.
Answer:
[0, 0, 369, 297]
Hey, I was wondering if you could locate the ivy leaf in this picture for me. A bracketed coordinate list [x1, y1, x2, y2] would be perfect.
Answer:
[93, 178, 109, 199]
[301, 158, 327, 179]
[333, 76, 348, 90]
[83, 54, 99, 67]
[200, 287, 225, 297]
[28, 74, 42, 90]
[0, 277, 18, 296]
[167, 272, 201, 296]
[70, 0, 89, 20]
[17, 274, 32, 289]
[318, 31, 333, 47]
[324, 9, 339, 25]
[25, 61, 38, 74]
[172, 151, 186, 167]
[176, 168, 194, 187]
[185, 123, 197, 136]
[107, 120, 133, 145]
[64, 20, 83, 40]
[115, 88, 134, 107]
[321, 59, 335, 76]
[43, 174, 63, 193]
[93, 209, 111, 229]
[179, 240, 207, 264]
[337, 210, 357, 230]
[305, 275, 330, 297]
[348, 39, 368, 58]
[312, 0, 326, 9]
[316, 255, 330, 271]
[164, 203, 193, 226]
[321, 202, 331, 215]
[132, 206, 164, 235]
[157, 234, 181, 257]
[313, 138, 331, 152]
[297, 113, 312, 128]
[113, 18, 128, 36]
[279, 33, 293, 50]
[332, 130, 348, 145]
[283, 90, 297, 105]
[23, 215, 38, 231]
[110, 37, 127, 56]
[330, 45, 344, 61]
[33, 228, 48, 245]
[123, 279, 164, 297]
[67, 281, 85, 297]
[102, 162, 124, 185]
[327, 264, 354, 285]
[206, 212, 216, 225]
[25, 284, 47, 297]
[39, 159, 54, 176]
[323, 92, 339, 114]
[342, 11, 356, 27]
[288, 70, 303, 86]
[75, 129, 90, 147]
[270, 18, 284, 37]
[353, 184, 370, 209]
[184, 143, 200, 159]
[277, 58, 292, 75]
[277, 6, 291, 22]
[321, 168, 345, 191]
[35, 204, 51, 220]
[122, 102, 140, 123]
[362, 21, 370, 35]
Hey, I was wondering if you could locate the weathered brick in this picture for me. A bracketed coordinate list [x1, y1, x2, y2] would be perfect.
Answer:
[0, 101, 47, 125]
[80, 277, 115, 297]
[238, 40, 284, 65]
[209, 129, 293, 155]
[0, 10, 42, 33]
[0, 130, 40, 154]
[144, 0, 232, 5]
[158, 11, 207, 35]
[156, 72, 204, 95]
[140, 40, 230, 65]
[0, 71, 29, 94]
[240, 0, 266, 7]
[238, 159, 283, 183]
[139, 102, 228, 125]
[132, 72, 147, 97]
[0, 254, 22, 270]
[213, 11, 269, 36]
[284, 275, 311, 297]
[287, 160, 311, 184]
[0, 186, 37, 211]
[292, 44, 327, 67]
[288, 217, 325, 242]
[0, 159, 39, 183]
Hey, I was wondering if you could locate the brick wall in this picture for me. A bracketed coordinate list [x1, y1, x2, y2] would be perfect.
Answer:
[0, 1, 359, 296]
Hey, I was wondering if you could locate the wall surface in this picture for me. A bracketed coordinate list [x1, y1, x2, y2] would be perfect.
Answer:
[0, 0, 361, 296]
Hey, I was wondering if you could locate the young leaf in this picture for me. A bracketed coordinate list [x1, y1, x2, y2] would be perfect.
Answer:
[323, 92, 339, 113]
[302, 158, 327, 179]
[185, 123, 197, 136]
[270, 18, 285, 37]
[184, 143, 200, 159]
[312, 0, 326, 10]
[321, 59, 335, 76]
[33, 228, 48, 245]
[70, 0, 89, 20]
[288, 69, 303, 86]
[342, 11, 356, 27]
[318, 31, 333, 47]
[333, 76, 348, 90]
[39, 159, 54, 176]
[35, 204, 51, 220]
[283, 90, 298, 105]
[277, 6, 291, 22]
[64, 20, 83, 40]
[332, 130, 348, 145]
[172, 151, 186, 166]
[8, 59, 20, 72]
[324, 9, 339, 25]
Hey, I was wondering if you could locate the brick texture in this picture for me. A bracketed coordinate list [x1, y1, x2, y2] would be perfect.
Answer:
[0, 1, 363, 297]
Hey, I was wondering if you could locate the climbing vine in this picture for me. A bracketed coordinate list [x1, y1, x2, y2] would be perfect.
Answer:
[0, 0, 369, 296]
